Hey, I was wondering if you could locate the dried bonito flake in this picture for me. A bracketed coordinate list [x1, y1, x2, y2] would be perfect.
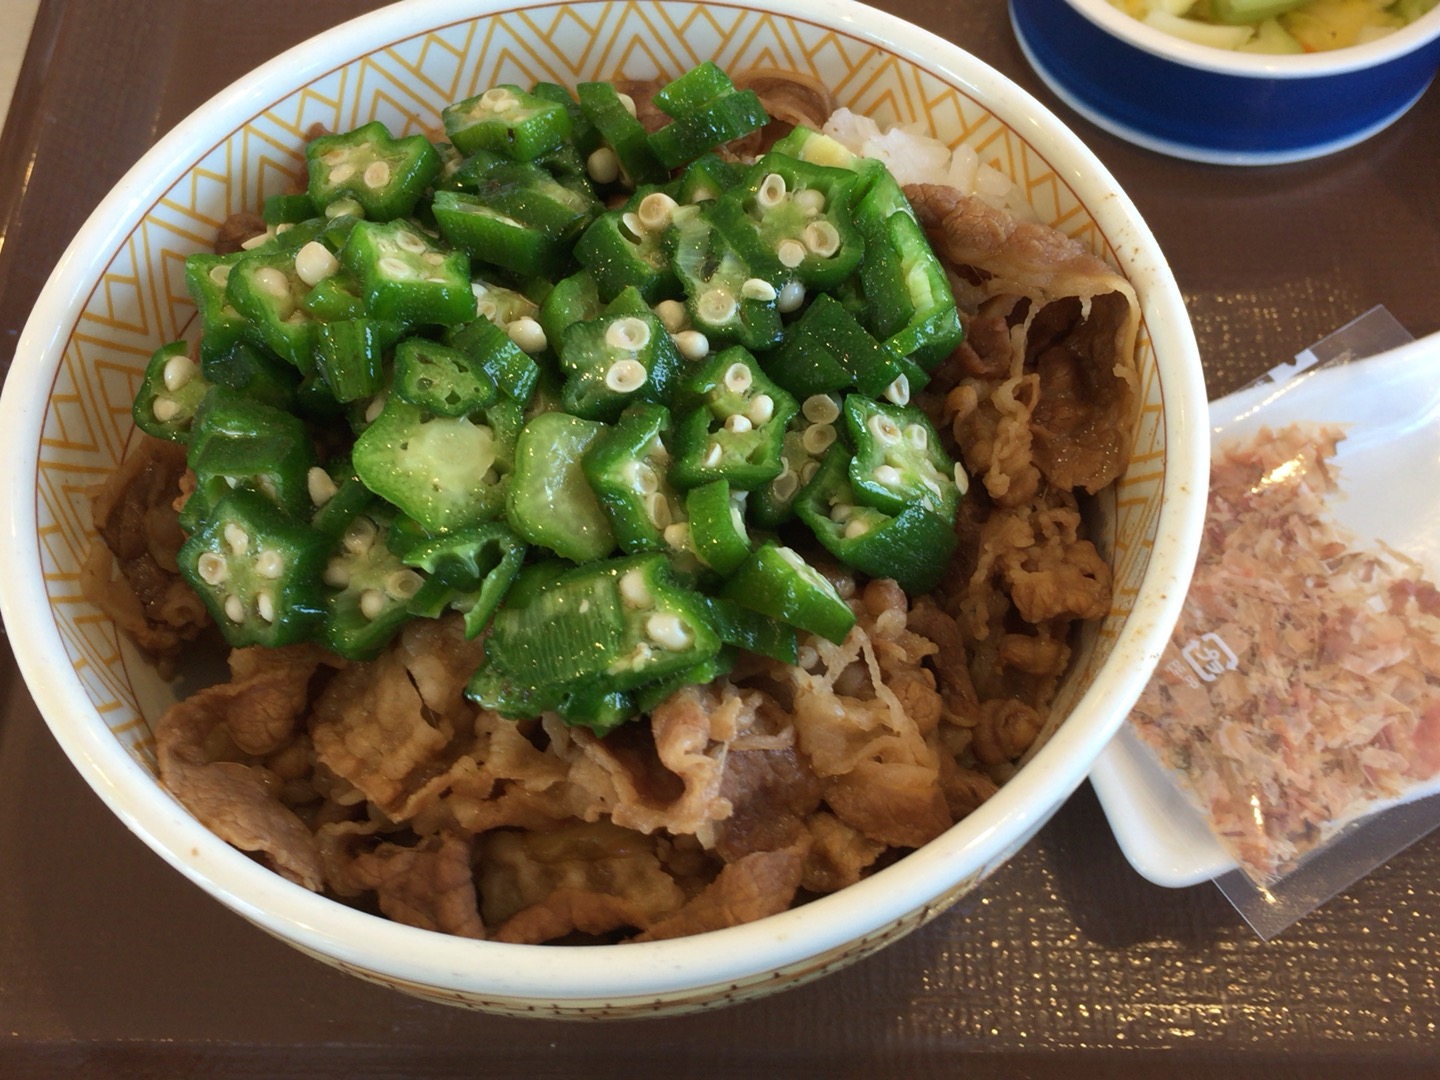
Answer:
[1131, 423, 1440, 883]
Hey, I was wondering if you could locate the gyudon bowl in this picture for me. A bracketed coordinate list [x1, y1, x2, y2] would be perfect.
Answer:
[0, 0, 1206, 1017]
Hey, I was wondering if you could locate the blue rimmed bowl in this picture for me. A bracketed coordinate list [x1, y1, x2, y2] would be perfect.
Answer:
[1011, 0, 1440, 165]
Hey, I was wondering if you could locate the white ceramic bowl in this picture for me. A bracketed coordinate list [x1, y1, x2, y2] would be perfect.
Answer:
[1011, 0, 1440, 165]
[0, 0, 1207, 1017]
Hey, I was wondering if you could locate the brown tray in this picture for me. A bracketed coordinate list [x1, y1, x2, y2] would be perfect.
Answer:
[3, 1, 1440, 1076]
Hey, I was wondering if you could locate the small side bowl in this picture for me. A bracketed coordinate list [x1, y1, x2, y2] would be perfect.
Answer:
[1011, 0, 1440, 165]
[0, 0, 1207, 1017]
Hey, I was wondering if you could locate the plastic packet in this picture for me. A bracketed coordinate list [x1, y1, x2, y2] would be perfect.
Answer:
[1096, 307, 1440, 938]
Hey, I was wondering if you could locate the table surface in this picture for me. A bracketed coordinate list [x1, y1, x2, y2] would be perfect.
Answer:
[3, 1, 1440, 1077]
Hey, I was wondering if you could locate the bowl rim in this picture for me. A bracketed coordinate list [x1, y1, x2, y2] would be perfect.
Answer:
[1062, 0, 1440, 77]
[0, 0, 1209, 1004]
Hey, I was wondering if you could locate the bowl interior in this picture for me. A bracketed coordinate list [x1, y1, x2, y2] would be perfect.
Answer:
[3, 0, 1201, 1010]
[1066, 0, 1440, 75]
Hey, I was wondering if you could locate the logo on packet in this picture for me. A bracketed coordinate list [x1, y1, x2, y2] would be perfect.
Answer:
[1178, 632, 1240, 686]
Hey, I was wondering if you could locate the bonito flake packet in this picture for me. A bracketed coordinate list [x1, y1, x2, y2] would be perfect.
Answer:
[1100, 309, 1440, 937]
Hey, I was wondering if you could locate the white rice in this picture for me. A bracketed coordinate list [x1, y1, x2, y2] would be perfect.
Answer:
[821, 107, 1037, 221]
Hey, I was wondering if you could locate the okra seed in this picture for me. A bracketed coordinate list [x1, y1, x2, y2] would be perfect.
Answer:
[655, 299, 687, 333]
[208, 264, 232, 287]
[256, 592, 276, 623]
[619, 569, 654, 609]
[481, 87, 517, 111]
[255, 549, 286, 579]
[803, 221, 842, 258]
[604, 358, 648, 393]
[586, 147, 620, 184]
[672, 330, 709, 361]
[294, 241, 340, 286]
[224, 523, 250, 556]
[241, 231, 273, 251]
[646, 612, 694, 651]
[843, 518, 872, 539]
[867, 414, 902, 445]
[740, 277, 777, 302]
[954, 463, 970, 496]
[663, 522, 691, 550]
[802, 394, 840, 425]
[395, 230, 430, 256]
[724, 413, 753, 434]
[702, 441, 724, 469]
[151, 398, 180, 424]
[617, 92, 638, 117]
[903, 423, 928, 450]
[476, 299, 499, 320]
[605, 317, 651, 352]
[794, 188, 826, 214]
[747, 394, 775, 426]
[801, 422, 836, 455]
[777, 279, 806, 313]
[385, 569, 424, 601]
[197, 553, 229, 586]
[321, 148, 348, 166]
[777, 239, 807, 268]
[324, 198, 360, 219]
[829, 501, 854, 523]
[723, 362, 752, 394]
[363, 160, 391, 189]
[800, 460, 820, 485]
[328, 163, 356, 184]
[637, 192, 678, 231]
[756, 172, 788, 209]
[224, 595, 246, 624]
[255, 267, 291, 299]
[324, 559, 351, 588]
[308, 467, 338, 507]
[697, 288, 736, 324]
[378, 256, 414, 280]
[884, 374, 912, 406]
[772, 469, 799, 501]
[359, 589, 388, 621]
[688, 185, 715, 204]
[922, 476, 944, 499]
[364, 392, 387, 424]
[622, 212, 643, 239]
[507, 316, 547, 353]
[343, 516, 377, 555]
[647, 492, 672, 529]
[873, 464, 904, 487]
[633, 463, 660, 494]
